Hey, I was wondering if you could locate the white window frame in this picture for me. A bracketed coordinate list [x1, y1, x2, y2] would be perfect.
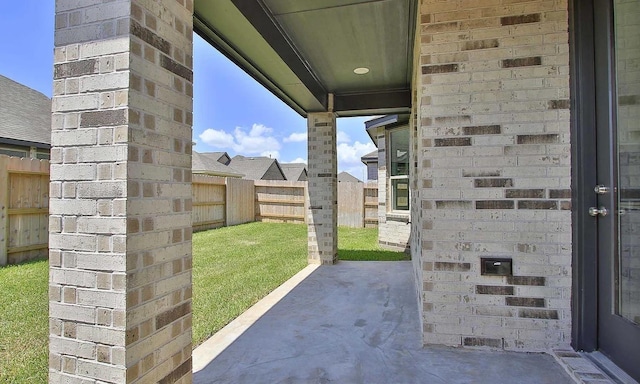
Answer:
[388, 126, 409, 212]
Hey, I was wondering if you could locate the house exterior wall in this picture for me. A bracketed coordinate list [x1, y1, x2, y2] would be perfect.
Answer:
[366, 162, 377, 181]
[0, 143, 50, 159]
[374, 129, 411, 252]
[219, 153, 231, 165]
[50, 0, 193, 382]
[413, 0, 572, 350]
[263, 162, 286, 180]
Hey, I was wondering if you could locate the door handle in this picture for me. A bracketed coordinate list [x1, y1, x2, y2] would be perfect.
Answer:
[588, 206, 609, 217]
[594, 185, 610, 195]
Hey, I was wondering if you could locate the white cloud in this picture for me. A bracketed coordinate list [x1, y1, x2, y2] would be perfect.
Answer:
[199, 128, 235, 148]
[199, 123, 281, 156]
[261, 150, 280, 159]
[283, 130, 350, 144]
[336, 140, 376, 181]
[336, 131, 351, 144]
[286, 157, 307, 164]
[337, 141, 376, 165]
[283, 132, 307, 143]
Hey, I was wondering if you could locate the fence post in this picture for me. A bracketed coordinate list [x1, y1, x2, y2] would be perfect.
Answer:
[304, 181, 309, 224]
[0, 156, 8, 266]
[224, 178, 229, 226]
[360, 183, 367, 228]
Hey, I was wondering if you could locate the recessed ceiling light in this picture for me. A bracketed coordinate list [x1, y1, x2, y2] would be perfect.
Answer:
[353, 67, 370, 75]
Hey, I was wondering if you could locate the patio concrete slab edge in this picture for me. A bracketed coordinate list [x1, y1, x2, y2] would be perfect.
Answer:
[192, 264, 320, 372]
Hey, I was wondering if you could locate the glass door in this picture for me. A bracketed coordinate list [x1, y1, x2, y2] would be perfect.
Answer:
[594, 0, 640, 380]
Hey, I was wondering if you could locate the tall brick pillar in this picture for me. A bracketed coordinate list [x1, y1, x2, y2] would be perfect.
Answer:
[415, 0, 571, 350]
[50, 1, 193, 382]
[307, 112, 338, 265]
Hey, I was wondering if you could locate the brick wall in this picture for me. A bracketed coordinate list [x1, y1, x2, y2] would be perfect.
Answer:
[307, 112, 338, 264]
[414, 0, 572, 350]
[50, 0, 193, 382]
[377, 166, 411, 252]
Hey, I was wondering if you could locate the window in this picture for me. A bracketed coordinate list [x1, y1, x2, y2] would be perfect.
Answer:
[389, 127, 409, 211]
[0, 148, 27, 158]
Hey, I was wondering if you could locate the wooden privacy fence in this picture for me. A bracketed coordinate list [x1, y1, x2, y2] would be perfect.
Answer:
[192, 175, 255, 231]
[0, 156, 378, 265]
[0, 156, 50, 266]
[191, 178, 378, 230]
[338, 182, 379, 228]
[255, 180, 307, 223]
[254, 180, 378, 227]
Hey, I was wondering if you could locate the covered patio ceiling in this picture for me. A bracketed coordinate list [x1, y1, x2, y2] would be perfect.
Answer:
[194, 0, 417, 117]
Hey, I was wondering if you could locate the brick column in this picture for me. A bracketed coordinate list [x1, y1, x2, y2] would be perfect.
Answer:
[50, 1, 193, 383]
[307, 112, 337, 265]
[415, 1, 571, 350]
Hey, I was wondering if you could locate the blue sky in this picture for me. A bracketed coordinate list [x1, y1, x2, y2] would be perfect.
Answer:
[0, 1, 376, 180]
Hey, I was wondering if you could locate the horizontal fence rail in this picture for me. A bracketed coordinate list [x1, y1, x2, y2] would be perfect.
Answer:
[0, 155, 379, 265]
[0, 156, 50, 265]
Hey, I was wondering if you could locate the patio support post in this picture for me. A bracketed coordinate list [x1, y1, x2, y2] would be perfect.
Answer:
[49, 1, 194, 382]
[306, 112, 338, 265]
[415, 0, 572, 350]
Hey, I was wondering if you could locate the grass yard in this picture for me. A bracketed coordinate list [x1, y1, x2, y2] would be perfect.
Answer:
[0, 260, 49, 383]
[0, 222, 406, 381]
[192, 222, 308, 346]
[338, 226, 410, 261]
[193, 223, 408, 346]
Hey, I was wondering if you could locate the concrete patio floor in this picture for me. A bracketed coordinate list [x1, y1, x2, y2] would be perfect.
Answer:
[193, 261, 577, 384]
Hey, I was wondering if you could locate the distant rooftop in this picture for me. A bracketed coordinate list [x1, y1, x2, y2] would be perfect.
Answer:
[280, 163, 308, 181]
[0, 75, 52, 148]
[192, 151, 243, 177]
[361, 150, 378, 163]
[229, 155, 286, 180]
[338, 171, 362, 183]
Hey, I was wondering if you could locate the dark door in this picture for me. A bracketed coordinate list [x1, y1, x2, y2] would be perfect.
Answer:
[593, 0, 640, 379]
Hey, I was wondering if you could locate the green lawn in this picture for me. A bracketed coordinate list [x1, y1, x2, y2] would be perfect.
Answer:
[0, 260, 49, 383]
[192, 222, 308, 345]
[338, 226, 410, 261]
[0, 223, 406, 382]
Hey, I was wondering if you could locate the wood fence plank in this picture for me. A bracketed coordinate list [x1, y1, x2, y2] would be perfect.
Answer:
[0, 156, 8, 265]
[338, 182, 365, 228]
[226, 178, 254, 226]
[255, 181, 306, 223]
[0, 157, 379, 264]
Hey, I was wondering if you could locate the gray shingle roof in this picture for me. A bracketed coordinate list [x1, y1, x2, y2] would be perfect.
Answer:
[229, 155, 285, 180]
[361, 150, 378, 164]
[0, 75, 51, 147]
[338, 171, 362, 183]
[198, 151, 230, 165]
[280, 163, 308, 181]
[192, 151, 244, 177]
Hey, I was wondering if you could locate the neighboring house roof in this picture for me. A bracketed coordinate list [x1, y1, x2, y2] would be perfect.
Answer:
[338, 171, 362, 183]
[229, 155, 286, 180]
[199, 151, 230, 165]
[0, 75, 51, 148]
[364, 114, 410, 147]
[361, 150, 378, 165]
[280, 163, 308, 181]
[192, 151, 244, 178]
